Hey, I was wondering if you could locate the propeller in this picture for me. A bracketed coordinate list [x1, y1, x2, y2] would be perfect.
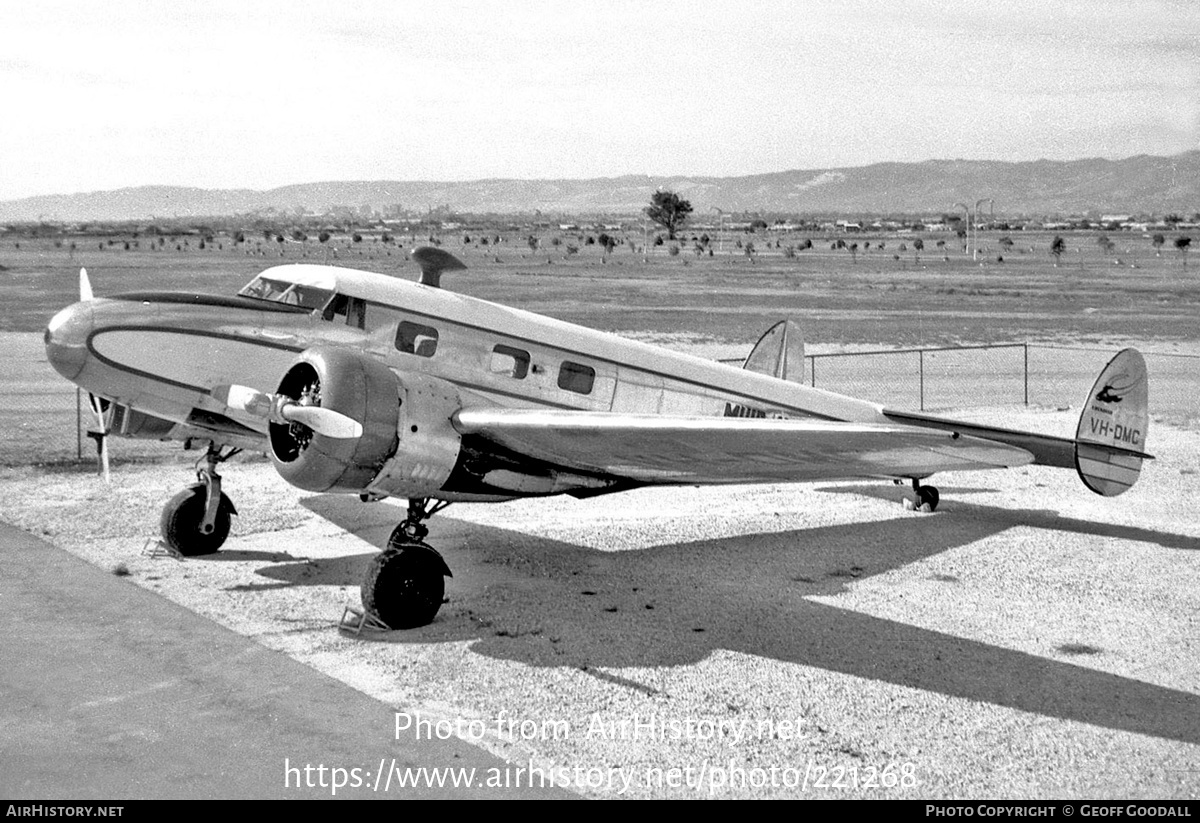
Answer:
[213, 384, 363, 439]
[78, 267, 109, 479]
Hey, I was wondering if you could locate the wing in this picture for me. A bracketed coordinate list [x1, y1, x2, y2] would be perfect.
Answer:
[453, 409, 1034, 485]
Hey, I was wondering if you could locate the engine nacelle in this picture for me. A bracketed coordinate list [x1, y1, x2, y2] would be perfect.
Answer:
[268, 347, 464, 497]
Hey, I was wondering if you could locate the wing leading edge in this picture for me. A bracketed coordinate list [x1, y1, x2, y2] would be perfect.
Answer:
[453, 409, 1034, 485]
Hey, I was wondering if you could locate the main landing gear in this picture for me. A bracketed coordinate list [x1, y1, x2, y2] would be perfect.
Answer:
[901, 478, 940, 513]
[160, 442, 240, 556]
[361, 498, 453, 630]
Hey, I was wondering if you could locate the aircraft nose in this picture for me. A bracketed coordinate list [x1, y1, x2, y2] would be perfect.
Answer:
[44, 302, 93, 381]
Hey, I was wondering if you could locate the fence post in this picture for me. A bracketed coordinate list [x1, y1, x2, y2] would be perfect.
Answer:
[919, 350, 925, 411]
[1023, 343, 1029, 407]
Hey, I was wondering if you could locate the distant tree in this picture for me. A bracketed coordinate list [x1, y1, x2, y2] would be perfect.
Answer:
[912, 237, 924, 264]
[1097, 235, 1115, 256]
[1050, 235, 1066, 266]
[318, 230, 331, 244]
[849, 242, 859, 263]
[743, 240, 756, 262]
[1152, 233, 1165, 256]
[1175, 236, 1191, 268]
[292, 229, 307, 242]
[999, 236, 1014, 254]
[644, 189, 693, 240]
[352, 233, 362, 243]
[233, 231, 245, 244]
[526, 235, 539, 253]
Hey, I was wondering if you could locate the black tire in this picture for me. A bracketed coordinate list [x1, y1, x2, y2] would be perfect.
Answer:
[917, 486, 940, 512]
[361, 544, 446, 629]
[160, 484, 234, 556]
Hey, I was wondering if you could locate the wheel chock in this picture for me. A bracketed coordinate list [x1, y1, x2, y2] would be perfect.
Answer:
[340, 604, 392, 634]
[141, 538, 183, 560]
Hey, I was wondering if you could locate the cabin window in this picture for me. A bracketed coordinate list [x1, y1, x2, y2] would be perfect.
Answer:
[557, 361, 595, 394]
[490, 345, 530, 379]
[395, 321, 439, 357]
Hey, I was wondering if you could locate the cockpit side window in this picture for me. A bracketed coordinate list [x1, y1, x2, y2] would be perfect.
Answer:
[238, 277, 333, 311]
[320, 294, 367, 329]
[286, 285, 335, 310]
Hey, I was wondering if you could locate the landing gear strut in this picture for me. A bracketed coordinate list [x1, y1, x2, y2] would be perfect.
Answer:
[903, 478, 940, 513]
[159, 442, 240, 556]
[361, 498, 453, 630]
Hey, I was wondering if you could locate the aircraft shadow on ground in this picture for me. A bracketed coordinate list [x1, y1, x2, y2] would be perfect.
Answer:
[291, 491, 1199, 746]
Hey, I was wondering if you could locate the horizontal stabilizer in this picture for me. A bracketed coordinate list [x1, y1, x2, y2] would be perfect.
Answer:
[884, 347, 1151, 498]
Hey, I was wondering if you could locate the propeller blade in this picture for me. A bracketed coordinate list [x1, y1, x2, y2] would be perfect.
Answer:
[87, 392, 110, 483]
[214, 384, 363, 439]
[79, 268, 93, 301]
[280, 405, 364, 439]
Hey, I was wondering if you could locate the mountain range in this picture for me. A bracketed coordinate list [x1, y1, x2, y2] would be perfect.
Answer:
[2, 152, 1197, 222]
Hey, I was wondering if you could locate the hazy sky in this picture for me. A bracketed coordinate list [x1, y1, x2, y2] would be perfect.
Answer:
[2, 0, 1197, 200]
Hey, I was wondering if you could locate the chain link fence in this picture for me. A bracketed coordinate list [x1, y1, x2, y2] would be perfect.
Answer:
[3, 336, 1197, 467]
[805, 344, 1197, 420]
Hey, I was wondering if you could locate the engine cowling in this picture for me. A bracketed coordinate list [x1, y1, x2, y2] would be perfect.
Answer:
[269, 347, 399, 492]
[268, 347, 464, 497]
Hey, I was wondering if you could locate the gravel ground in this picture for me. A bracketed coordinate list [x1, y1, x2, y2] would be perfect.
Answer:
[1, 406, 1196, 799]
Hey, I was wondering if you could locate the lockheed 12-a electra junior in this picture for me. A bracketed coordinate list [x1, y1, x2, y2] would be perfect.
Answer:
[43, 247, 1152, 629]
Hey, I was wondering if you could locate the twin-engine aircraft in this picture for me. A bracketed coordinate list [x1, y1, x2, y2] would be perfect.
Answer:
[44, 248, 1151, 629]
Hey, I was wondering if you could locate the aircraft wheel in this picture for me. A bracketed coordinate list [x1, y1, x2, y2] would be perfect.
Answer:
[160, 484, 234, 556]
[361, 543, 447, 629]
[917, 486, 940, 512]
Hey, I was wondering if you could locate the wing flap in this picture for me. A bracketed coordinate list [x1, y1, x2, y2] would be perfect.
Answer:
[454, 409, 1034, 484]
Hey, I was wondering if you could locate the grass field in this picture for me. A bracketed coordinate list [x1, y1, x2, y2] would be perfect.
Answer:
[2, 228, 1197, 344]
[2, 229, 1197, 465]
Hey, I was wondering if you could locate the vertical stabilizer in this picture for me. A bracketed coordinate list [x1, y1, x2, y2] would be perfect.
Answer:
[1075, 348, 1149, 496]
[743, 320, 806, 383]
